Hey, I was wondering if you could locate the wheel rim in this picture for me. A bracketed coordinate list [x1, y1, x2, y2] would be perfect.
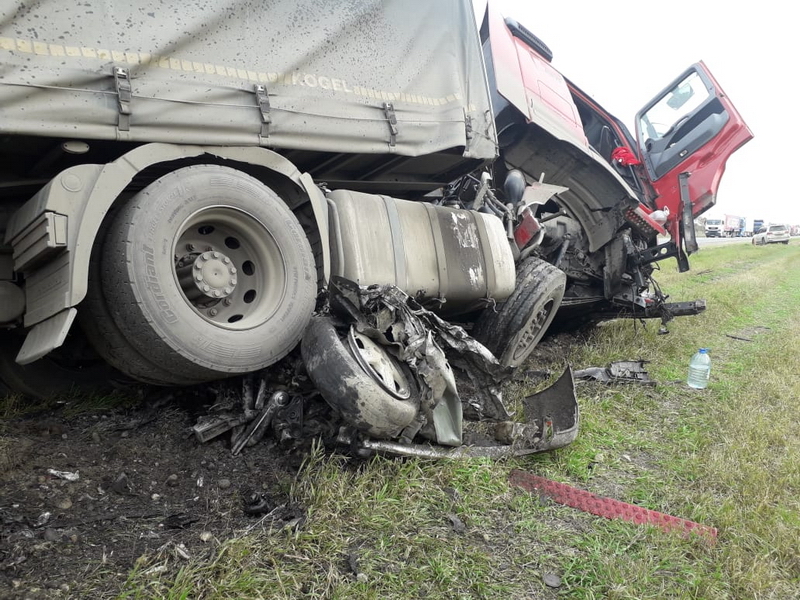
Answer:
[173, 206, 286, 331]
[510, 298, 556, 363]
[347, 328, 412, 400]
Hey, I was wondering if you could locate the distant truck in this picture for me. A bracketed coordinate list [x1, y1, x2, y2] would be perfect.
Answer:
[704, 218, 724, 237]
[725, 215, 745, 237]
[753, 219, 766, 234]
[706, 215, 744, 237]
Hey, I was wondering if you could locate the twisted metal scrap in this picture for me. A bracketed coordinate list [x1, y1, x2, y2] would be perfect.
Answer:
[329, 277, 514, 424]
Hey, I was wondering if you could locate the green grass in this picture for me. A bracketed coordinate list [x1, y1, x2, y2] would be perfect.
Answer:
[9, 242, 800, 599]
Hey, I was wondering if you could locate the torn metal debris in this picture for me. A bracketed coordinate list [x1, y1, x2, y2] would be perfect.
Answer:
[192, 278, 580, 459]
[573, 360, 655, 386]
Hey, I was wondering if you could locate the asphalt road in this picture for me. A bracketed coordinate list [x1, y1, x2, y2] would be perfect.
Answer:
[696, 234, 754, 247]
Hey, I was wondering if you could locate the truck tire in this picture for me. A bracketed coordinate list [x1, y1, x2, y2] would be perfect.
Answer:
[301, 316, 420, 440]
[89, 165, 317, 385]
[80, 232, 206, 386]
[472, 257, 566, 368]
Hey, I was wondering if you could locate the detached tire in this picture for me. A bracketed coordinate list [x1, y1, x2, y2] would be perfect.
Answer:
[301, 316, 420, 439]
[88, 165, 316, 384]
[472, 257, 566, 368]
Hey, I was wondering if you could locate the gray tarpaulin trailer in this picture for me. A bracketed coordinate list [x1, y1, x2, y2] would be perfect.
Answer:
[0, 0, 513, 388]
[0, 0, 495, 181]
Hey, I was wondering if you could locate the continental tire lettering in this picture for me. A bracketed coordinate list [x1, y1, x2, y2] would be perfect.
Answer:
[142, 244, 178, 324]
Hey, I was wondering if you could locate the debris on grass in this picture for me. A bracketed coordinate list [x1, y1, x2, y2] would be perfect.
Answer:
[509, 469, 717, 541]
[573, 360, 655, 386]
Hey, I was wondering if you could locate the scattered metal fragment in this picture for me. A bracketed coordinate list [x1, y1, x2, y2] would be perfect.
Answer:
[174, 543, 191, 560]
[46, 469, 79, 482]
[231, 391, 289, 455]
[33, 512, 51, 528]
[725, 334, 752, 342]
[192, 413, 252, 443]
[109, 472, 134, 496]
[509, 469, 717, 541]
[573, 360, 655, 386]
[447, 513, 466, 533]
[161, 513, 199, 530]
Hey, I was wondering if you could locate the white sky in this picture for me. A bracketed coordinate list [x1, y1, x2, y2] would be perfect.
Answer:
[473, 0, 798, 225]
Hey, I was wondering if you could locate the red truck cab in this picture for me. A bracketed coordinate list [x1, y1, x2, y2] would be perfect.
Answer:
[480, 4, 752, 325]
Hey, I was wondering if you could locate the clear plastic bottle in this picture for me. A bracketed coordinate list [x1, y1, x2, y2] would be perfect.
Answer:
[687, 348, 711, 389]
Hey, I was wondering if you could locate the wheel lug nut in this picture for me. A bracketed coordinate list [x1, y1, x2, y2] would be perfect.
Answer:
[223, 298, 232, 306]
[208, 308, 218, 317]
[222, 257, 230, 264]
[202, 285, 210, 292]
[213, 290, 221, 297]
[212, 252, 220, 259]
[186, 243, 195, 251]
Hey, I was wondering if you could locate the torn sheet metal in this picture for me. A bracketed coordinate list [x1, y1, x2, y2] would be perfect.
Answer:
[342, 366, 579, 459]
[573, 360, 655, 386]
[192, 277, 580, 458]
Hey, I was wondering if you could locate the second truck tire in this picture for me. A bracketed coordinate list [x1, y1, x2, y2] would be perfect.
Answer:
[472, 257, 566, 368]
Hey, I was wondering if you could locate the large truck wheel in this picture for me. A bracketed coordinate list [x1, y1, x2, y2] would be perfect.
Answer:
[472, 257, 566, 368]
[87, 165, 317, 385]
[302, 316, 420, 439]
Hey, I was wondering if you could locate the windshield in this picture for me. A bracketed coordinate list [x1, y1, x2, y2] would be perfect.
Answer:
[769, 226, 786, 232]
[706, 219, 723, 225]
[638, 71, 709, 141]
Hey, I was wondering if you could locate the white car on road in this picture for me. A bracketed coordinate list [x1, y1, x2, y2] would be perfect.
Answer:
[752, 225, 790, 245]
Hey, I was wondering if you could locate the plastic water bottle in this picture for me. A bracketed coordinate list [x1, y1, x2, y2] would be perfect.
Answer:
[687, 348, 711, 389]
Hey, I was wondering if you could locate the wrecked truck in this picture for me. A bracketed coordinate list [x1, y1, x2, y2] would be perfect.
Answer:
[0, 1, 750, 453]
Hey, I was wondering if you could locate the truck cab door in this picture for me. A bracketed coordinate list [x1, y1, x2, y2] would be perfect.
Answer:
[635, 62, 752, 247]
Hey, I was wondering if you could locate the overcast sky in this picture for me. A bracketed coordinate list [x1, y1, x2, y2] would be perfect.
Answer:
[473, 0, 796, 226]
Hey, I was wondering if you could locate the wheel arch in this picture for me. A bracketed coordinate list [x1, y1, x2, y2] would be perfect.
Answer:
[9, 143, 329, 363]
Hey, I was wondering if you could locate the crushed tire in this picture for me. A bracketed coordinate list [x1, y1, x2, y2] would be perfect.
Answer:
[301, 315, 420, 439]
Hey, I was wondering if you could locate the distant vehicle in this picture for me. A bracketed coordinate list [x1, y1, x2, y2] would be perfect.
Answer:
[705, 214, 743, 237]
[791, 225, 800, 236]
[752, 219, 765, 235]
[752, 225, 790, 245]
[704, 218, 724, 237]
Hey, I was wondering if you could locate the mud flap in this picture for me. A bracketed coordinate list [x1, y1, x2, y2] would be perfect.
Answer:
[520, 366, 579, 453]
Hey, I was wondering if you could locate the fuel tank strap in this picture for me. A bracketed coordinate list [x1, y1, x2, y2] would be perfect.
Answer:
[423, 203, 449, 301]
[381, 195, 407, 290]
[471, 212, 497, 298]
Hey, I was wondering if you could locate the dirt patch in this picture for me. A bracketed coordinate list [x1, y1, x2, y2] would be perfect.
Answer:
[0, 332, 583, 599]
[0, 397, 306, 599]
